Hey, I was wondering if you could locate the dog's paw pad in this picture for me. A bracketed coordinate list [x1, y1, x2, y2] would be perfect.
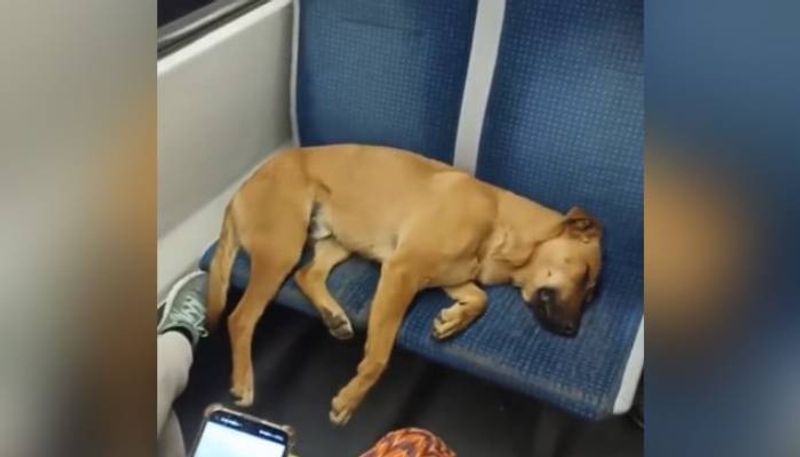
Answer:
[329, 397, 353, 426]
[230, 386, 254, 407]
[329, 322, 354, 340]
[324, 312, 354, 340]
[432, 310, 465, 340]
[329, 407, 352, 426]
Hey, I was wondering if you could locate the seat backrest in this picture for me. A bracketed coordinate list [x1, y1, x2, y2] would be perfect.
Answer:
[294, 0, 478, 163]
[294, 0, 643, 285]
[476, 0, 643, 282]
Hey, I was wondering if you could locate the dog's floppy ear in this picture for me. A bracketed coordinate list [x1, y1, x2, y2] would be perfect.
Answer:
[564, 207, 602, 243]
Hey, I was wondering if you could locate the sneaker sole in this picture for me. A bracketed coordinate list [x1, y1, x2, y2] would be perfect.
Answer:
[157, 270, 206, 332]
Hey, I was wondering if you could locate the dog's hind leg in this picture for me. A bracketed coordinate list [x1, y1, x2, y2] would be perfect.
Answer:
[294, 238, 354, 340]
[226, 167, 311, 406]
[432, 282, 488, 340]
[227, 228, 308, 406]
[227, 242, 301, 406]
[207, 205, 238, 331]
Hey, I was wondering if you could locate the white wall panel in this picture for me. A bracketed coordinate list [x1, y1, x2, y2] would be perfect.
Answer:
[157, 0, 293, 298]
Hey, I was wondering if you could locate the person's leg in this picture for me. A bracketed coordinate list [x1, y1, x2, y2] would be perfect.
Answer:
[157, 331, 193, 434]
[158, 410, 187, 457]
[156, 271, 209, 456]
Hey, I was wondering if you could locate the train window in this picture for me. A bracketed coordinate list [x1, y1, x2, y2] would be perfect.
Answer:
[158, 0, 215, 27]
[158, 0, 270, 56]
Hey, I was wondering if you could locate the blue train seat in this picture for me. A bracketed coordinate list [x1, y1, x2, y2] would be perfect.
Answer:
[200, 0, 642, 419]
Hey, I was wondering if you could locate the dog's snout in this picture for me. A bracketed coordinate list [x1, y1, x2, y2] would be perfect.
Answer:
[537, 287, 556, 304]
[529, 288, 580, 338]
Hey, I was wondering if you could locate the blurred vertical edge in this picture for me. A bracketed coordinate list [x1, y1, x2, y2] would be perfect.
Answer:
[0, 0, 156, 456]
[646, 0, 800, 456]
[3, 0, 800, 455]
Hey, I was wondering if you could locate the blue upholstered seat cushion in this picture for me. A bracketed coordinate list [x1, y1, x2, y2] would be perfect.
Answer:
[473, 0, 644, 417]
[200, 236, 635, 419]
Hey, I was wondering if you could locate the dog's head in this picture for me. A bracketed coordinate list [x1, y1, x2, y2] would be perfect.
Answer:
[512, 207, 602, 337]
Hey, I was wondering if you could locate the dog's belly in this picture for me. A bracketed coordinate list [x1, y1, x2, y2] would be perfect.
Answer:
[310, 205, 482, 288]
[305, 157, 495, 283]
[340, 236, 396, 262]
[310, 206, 396, 261]
[335, 230, 396, 262]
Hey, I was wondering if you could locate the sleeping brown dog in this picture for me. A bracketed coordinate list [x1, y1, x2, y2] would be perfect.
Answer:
[207, 144, 602, 425]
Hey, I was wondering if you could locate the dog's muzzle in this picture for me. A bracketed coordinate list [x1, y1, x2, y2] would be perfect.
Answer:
[530, 287, 578, 338]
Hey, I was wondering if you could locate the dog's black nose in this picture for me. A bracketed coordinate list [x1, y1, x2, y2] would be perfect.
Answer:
[537, 287, 556, 304]
[562, 322, 577, 337]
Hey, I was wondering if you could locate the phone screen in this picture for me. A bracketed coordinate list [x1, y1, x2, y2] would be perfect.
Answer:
[191, 409, 289, 457]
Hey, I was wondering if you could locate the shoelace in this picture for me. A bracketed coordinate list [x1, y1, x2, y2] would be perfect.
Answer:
[174, 293, 209, 337]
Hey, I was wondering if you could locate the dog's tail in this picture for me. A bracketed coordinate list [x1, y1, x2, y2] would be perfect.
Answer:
[207, 203, 239, 331]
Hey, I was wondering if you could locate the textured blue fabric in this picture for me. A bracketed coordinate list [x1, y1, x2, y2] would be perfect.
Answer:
[295, 0, 477, 163]
[474, 0, 644, 416]
[199, 0, 642, 420]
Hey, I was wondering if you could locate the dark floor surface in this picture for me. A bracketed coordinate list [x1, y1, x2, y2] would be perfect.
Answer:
[175, 303, 642, 457]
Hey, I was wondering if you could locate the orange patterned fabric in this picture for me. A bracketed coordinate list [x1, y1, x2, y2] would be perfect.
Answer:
[359, 428, 456, 457]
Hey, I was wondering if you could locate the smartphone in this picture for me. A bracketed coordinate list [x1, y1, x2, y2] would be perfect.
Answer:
[189, 404, 292, 457]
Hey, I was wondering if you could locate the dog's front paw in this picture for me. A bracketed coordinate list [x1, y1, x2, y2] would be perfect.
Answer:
[329, 392, 357, 426]
[432, 306, 469, 340]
